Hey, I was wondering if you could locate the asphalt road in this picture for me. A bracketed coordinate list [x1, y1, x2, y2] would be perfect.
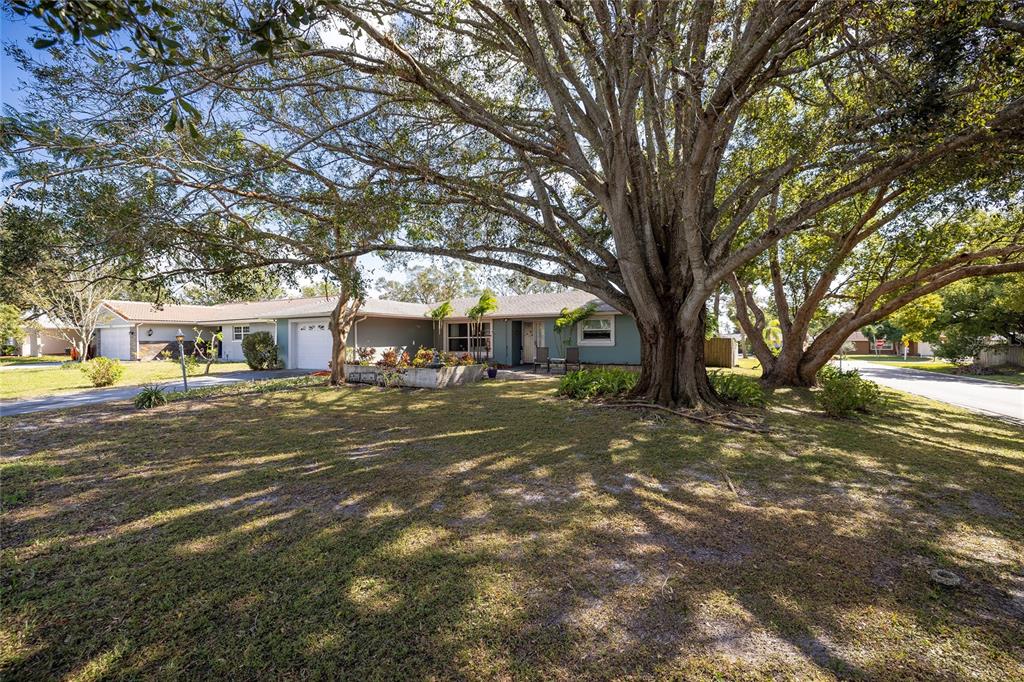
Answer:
[845, 360, 1024, 423]
[0, 370, 310, 417]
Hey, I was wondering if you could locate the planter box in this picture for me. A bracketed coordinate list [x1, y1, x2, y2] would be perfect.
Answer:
[343, 364, 486, 388]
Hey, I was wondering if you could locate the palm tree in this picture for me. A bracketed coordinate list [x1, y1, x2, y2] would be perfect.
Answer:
[465, 290, 498, 363]
[428, 301, 453, 359]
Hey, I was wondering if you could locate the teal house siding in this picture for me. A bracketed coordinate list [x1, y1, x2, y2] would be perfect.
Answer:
[541, 314, 641, 365]
[491, 319, 518, 365]
[275, 319, 289, 367]
[485, 315, 646, 367]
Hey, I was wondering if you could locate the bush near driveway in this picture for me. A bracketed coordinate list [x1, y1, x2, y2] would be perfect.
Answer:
[79, 357, 124, 387]
[241, 331, 281, 370]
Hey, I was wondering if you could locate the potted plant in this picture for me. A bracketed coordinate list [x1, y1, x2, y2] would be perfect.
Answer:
[487, 363, 498, 379]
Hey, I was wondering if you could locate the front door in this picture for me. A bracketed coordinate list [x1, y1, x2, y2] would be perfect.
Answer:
[522, 322, 535, 364]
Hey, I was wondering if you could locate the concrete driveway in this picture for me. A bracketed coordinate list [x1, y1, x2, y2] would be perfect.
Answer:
[845, 360, 1024, 423]
[0, 370, 311, 417]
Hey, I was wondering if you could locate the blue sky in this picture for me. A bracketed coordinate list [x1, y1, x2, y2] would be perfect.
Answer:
[2, 11, 37, 111]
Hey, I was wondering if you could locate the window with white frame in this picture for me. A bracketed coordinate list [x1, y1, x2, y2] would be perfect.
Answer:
[232, 325, 251, 341]
[446, 321, 492, 356]
[578, 315, 614, 346]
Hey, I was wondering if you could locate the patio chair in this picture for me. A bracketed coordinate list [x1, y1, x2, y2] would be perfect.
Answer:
[534, 346, 550, 373]
[565, 346, 581, 373]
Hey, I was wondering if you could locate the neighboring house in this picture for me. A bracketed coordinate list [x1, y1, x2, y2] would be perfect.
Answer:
[87, 290, 647, 369]
[846, 330, 925, 356]
[19, 315, 83, 357]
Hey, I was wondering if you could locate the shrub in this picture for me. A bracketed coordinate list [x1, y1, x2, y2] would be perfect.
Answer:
[708, 370, 766, 407]
[412, 347, 436, 368]
[158, 349, 173, 361]
[134, 383, 168, 409]
[376, 348, 410, 369]
[241, 331, 280, 370]
[558, 367, 638, 400]
[80, 357, 124, 387]
[816, 366, 883, 418]
[356, 346, 376, 365]
[458, 352, 476, 366]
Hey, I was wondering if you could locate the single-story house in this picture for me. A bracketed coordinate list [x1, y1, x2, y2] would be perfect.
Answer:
[89, 290, 649, 370]
[17, 315, 83, 357]
[845, 330, 931, 356]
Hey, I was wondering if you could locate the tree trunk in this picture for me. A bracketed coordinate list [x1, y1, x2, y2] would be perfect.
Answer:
[760, 351, 821, 387]
[631, 307, 720, 409]
[329, 295, 353, 386]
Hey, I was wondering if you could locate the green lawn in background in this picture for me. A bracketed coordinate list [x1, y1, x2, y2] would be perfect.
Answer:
[0, 355, 68, 365]
[2, 378, 1021, 679]
[0, 361, 253, 400]
[849, 355, 1024, 386]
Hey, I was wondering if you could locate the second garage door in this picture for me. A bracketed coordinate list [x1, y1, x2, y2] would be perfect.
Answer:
[99, 327, 132, 360]
[294, 320, 333, 369]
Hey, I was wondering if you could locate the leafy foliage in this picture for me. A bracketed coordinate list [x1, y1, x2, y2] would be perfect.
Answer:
[816, 366, 883, 418]
[934, 329, 988, 366]
[0, 304, 25, 349]
[465, 290, 498, 361]
[928, 274, 1024, 346]
[240, 332, 280, 370]
[557, 368, 638, 400]
[554, 303, 597, 352]
[133, 383, 168, 409]
[375, 348, 410, 369]
[80, 357, 124, 387]
[355, 347, 376, 365]
[707, 371, 766, 407]
[377, 264, 479, 304]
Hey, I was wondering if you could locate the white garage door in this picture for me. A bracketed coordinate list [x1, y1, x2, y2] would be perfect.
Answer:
[294, 320, 333, 369]
[100, 328, 131, 360]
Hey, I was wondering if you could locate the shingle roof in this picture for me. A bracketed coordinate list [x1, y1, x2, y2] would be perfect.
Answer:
[445, 290, 617, 319]
[101, 289, 618, 324]
[102, 300, 220, 323]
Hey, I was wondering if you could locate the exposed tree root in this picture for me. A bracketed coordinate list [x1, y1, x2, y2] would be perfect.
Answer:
[593, 400, 769, 433]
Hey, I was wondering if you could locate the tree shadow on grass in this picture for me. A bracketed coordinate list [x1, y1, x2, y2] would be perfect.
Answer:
[1, 380, 1022, 679]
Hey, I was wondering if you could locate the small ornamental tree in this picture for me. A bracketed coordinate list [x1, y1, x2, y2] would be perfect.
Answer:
[428, 301, 453, 354]
[554, 303, 597, 355]
[191, 328, 223, 375]
[465, 291, 498, 363]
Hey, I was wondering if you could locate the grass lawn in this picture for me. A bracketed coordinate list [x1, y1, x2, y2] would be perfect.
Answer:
[2, 379, 1021, 679]
[0, 355, 68, 366]
[849, 355, 1024, 386]
[0, 361, 252, 400]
